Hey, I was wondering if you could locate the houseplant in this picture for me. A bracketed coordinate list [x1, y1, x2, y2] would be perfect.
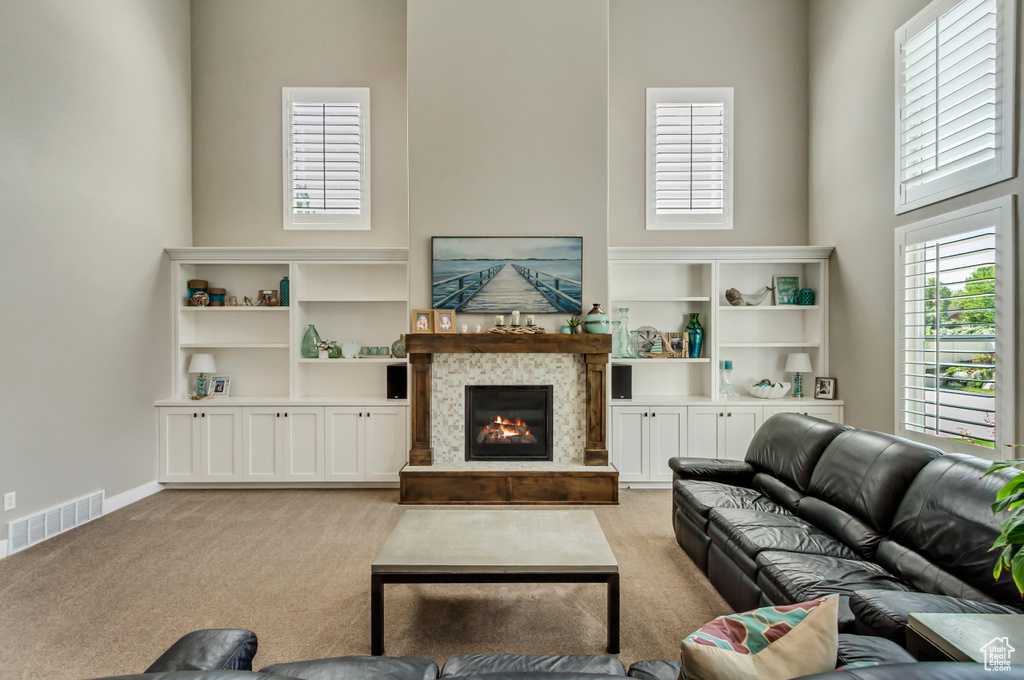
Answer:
[985, 444, 1024, 593]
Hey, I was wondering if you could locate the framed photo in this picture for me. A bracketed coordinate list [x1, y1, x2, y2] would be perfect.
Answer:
[433, 309, 456, 333]
[210, 375, 231, 398]
[773, 276, 800, 305]
[258, 289, 278, 305]
[431, 236, 583, 314]
[662, 332, 688, 358]
[411, 309, 433, 333]
[814, 377, 836, 400]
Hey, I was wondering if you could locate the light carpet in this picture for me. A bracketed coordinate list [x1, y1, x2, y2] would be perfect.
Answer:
[0, 488, 729, 680]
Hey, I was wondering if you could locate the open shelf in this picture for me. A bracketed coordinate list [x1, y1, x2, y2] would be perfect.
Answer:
[613, 297, 712, 303]
[612, 358, 711, 364]
[180, 342, 289, 349]
[179, 306, 289, 312]
[720, 342, 820, 348]
[718, 305, 819, 311]
[298, 357, 406, 363]
[297, 298, 407, 303]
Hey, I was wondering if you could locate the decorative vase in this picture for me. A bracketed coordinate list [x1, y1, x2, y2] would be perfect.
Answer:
[610, 321, 622, 356]
[391, 335, 407, 359]
[797, 288, 815, 306]
[561, 326, 571, 334]
[583, 303, 610, 334]
[301, 324, 321, 359]
[318, 349, 328, 359]
[280, 276, 290, 307]
[328, 341, 342, 359]
[685, 313, 704, 358]
[615, 308, 637, 358]
[574, 325, 584, 334]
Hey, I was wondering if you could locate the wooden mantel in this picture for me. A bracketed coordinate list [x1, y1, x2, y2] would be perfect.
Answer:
[405, 333, 612, 467]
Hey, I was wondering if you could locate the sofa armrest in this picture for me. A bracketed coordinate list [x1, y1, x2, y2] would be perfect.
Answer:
[145, 629, 258, 673]
[668, 457, 754, 486]
[850, 589, 1022, 644]
[261, 655, 439, 680]
[796, 662, 1024, 680]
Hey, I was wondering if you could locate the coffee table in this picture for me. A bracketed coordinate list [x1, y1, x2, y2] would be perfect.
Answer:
[371, 509, 620, 655]
[907, 613, 1024, 664]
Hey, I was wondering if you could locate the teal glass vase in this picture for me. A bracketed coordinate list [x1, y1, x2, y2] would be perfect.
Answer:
[301, 324, 321, 359]
[583, 303, 610, 333]
[685, 313, 704, 358]
[280, 276, 290, 307]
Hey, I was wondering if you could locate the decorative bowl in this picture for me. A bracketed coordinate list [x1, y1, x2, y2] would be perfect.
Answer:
[746, 382, 792, 399]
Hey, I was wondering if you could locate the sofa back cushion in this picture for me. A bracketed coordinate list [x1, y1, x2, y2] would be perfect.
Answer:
[744, 414, 850, 493]
[885, 454, 1024, 606]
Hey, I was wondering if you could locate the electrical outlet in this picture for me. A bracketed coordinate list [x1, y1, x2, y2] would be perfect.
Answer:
[3, 492, 14, 512]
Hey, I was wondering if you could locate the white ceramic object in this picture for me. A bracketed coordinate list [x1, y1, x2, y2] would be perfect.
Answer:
[746, 382, 792, 399]
[341, 340, 361, 359]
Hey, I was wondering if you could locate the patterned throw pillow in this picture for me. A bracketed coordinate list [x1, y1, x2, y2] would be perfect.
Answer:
[677, 595, 839, 680]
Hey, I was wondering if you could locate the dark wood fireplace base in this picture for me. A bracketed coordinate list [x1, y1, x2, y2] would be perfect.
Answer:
[399, 465, 618, 504]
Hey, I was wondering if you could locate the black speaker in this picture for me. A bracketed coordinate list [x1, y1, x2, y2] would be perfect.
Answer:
[611, 364, 632, 400]
[387, 363, 408, 400]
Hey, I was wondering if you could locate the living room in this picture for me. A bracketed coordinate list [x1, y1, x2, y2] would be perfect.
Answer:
[2, 0, 1023, 678]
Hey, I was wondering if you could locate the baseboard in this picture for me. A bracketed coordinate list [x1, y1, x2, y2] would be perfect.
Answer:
[104, 480, 162, 514]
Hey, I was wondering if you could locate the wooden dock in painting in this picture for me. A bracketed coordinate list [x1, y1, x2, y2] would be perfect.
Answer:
[433, 262, 582, 313]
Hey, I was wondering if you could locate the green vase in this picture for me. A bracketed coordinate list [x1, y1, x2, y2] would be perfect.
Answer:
[583, 303, 611, 333]
[685, 313, 704, 358]
[328, 341, 342, 359]
[301, 324, 321, 359]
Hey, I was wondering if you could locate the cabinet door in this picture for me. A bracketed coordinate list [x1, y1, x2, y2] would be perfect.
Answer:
[687, 407, 724, 459]
[324, 407, 363, 481]
[612, 407, 648, 482]
[201, 408, 242, 481]
[649, 407, 687, 482]
[364, 407, 408, 482]
[242, 408, 283, 481]
[281, 408, 324, 481]
[159, 408, 201, 482]
[723, 407, 763, 461]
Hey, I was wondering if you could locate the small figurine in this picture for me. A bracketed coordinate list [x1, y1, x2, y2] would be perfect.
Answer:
[243, 296, 254, 306]
[227, 296, 238, 306]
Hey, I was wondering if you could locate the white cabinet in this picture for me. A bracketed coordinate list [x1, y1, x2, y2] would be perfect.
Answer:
[242, 407, 325, 481]
[762, 404, 843, 423]
[611, 406, 686, 483]
[159, 407, 242, 482]
[325, 406, 408, 482]
[687, 406, 763, 461]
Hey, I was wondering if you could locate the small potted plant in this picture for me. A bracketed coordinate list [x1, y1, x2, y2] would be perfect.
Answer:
[567, 316, 583, 334]
[986, 444, 1024, 593]
[316, 340, 333, 360]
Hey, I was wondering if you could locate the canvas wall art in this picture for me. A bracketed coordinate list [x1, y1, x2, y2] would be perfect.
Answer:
[431, 237, 583, 313]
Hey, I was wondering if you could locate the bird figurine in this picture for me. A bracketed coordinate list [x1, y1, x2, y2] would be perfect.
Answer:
[725, 286, 775, 306]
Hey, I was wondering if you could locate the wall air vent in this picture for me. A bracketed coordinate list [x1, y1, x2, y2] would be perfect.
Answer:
[6, 491, 104, 555]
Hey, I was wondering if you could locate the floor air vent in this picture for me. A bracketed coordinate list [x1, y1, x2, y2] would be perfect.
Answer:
[7, 491, 104, 555]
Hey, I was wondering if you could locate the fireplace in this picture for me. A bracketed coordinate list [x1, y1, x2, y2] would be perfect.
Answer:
[465, 385, 554, 461]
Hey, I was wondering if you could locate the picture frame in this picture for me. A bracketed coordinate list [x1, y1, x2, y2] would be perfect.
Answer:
[433, 309, 456, 333]
[814, 377, 837, 400]
[773, 276, 801, 305]
[258, 289, 278, 305]
[411, 309, 433, 333]
[210, 375, 231, 398]
[662, 332, 688, 358]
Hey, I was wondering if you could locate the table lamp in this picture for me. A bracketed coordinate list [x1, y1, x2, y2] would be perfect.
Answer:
[785, 353, 812, 398]
[188, 353, 216, 397]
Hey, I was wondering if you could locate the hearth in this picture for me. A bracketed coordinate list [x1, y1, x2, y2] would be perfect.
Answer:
[465, 385, 553, 461]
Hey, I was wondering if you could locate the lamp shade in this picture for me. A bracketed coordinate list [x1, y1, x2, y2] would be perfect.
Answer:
[188, 353, 216, 374]
[785, 353, 812, 374]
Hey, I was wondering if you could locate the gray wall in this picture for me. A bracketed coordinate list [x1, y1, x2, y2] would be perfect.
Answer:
[808, 0, 1024, 440]
[407, 0, 610, 328]
[609, 0, 810, 247]
[190, 0, 408, 248]
[0, 0, 192, 541]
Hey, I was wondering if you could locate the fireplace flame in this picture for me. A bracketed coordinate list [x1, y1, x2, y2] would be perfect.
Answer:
[490, 414, 530, 438]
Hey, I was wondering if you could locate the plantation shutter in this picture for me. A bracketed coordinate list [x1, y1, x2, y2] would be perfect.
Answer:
[282, 88, 370, 230]
[897, 0, 1014, 212]
[899, 216, 1000, 448]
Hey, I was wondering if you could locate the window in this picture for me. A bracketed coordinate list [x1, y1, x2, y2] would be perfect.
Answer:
[895, 0, 1015, 213]
[895, 196, 1015, 457]
[646, 88, 733, 230]
[282, 87, 370, 230]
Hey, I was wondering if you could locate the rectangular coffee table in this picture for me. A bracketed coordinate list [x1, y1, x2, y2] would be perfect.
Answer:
[371, 509, 619, 655]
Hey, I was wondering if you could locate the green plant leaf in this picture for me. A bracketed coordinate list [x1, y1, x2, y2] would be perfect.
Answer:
[997, 474, 1024, 500]
[1012, 549, 1024, 595]
[992, 491, 1024, 513]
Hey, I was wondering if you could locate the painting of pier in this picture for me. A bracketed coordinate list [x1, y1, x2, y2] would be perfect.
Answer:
[432, 237, 583, 314]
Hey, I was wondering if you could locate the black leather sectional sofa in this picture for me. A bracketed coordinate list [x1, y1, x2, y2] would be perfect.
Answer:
[82, 628, 1024, 680]
[670, 412, 1024, 644]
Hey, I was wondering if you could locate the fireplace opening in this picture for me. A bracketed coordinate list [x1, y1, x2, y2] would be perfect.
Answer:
[465, 385, 553, 461]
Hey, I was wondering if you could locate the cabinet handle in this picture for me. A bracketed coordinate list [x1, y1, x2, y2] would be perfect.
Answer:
[644, 412, 648, 417]
[359, 412, 363, 417]
[727, 412, 733, 417]
[194, 413, 197, 418]
[201, 413, 205, 418]
[652, 412, 656, 417]
[719, 412, 724, 417]
[276, 413, 280, 418]
[367, 412, 371, 418]
[285, 412, 288, 418]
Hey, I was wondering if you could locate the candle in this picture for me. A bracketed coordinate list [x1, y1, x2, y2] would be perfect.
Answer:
[511, 310, 520, 326]
[526, 315, 536, 326]
[475, 323, 482, 333]
[496, 315, 505, 326]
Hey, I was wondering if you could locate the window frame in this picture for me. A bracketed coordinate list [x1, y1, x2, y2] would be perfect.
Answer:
[893, 195, 1016, 459]
[646, 87, 734, 231]
[282, 87, 371, 231]
[894, 0, 1016, 214]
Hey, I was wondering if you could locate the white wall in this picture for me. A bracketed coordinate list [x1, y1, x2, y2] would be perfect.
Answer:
[407, 0, 610, 331]
[190, 0, 408, 248]
[808, 0, 1024, 439]
[609, 0, 810, 247]
[0, 0, 192, 541]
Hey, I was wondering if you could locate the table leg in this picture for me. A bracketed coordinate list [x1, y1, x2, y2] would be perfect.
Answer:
[607, 573, 620, 654]
[371, 574, 384, 656]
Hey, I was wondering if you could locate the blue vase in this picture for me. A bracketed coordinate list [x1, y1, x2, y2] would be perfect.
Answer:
[685, 313, 704, 358]
[583, 303, 611, 334]
[280, 276, 290, 307]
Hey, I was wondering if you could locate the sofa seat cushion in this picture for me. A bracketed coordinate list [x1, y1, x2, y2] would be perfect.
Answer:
[261, 656, 439, 680]
[674, 480, 789, 531]
[441, 655, 625, 678]
[755, 551, 911, 629]
[835, 634, 915, 667]
[708, 508, 860, 580]
[849, 589, 1024, 644]
[626, 661, 679, 680]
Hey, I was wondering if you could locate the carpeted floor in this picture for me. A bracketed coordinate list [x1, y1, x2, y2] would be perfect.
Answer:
[0, 488, 729, 680]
